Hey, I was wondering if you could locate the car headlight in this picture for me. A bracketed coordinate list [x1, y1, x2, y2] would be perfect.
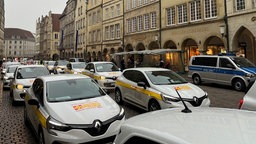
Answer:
[100, 76, 106, 80]
[46, 117, 70, 136]
[16, 84, 24, 90]
[245, 73, 255, 77]
[117, 108, 125, 120]
[161, 93, 180, 103]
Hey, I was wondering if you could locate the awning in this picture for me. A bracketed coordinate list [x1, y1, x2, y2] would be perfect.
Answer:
[112, 49, 182, 56]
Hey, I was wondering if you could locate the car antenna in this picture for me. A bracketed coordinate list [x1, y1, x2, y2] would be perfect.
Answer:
[174, 87, 192, 113]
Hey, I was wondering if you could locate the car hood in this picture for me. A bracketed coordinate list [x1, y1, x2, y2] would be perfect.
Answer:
[73, 68, 84, 73]
[47, 96, 121, 124]
[124, 108, 256, 144]
[97, 71, 122, 78]
[153, 83, 206, 98]
[16, 78, 35, 86]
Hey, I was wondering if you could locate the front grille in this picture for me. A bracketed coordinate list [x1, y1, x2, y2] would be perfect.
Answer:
[52, 135, 116, 144]
[104, 82, 115, 87]
[184, 95, 208, 107]
[66, 114, 119, 137]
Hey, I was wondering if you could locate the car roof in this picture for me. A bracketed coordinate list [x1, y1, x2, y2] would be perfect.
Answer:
[124, 67, 170, 72]
[88, 61, 114, 64]
[38, 74, 90, 82]
[16, 65, 46, 68]
[121, 107, 256, 144]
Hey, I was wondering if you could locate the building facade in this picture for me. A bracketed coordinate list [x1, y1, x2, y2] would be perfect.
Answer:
[87, 0, 103, 61]
[4, 28, 35, 59]
[60, 0, 77, 59]
[0, 0, 4, 59]
[102, 0, 123, 62]
[227, 0, 256, 64]
[74, 0, 87, 59]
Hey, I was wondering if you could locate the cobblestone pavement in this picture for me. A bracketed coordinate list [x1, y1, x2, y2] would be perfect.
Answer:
[0, 84, 37, 144]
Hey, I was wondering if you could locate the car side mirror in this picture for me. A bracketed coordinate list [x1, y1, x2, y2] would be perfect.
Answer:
[137, 82, 146, 89]
[90, 69, 95, 73]
[28, 99, 40, 108]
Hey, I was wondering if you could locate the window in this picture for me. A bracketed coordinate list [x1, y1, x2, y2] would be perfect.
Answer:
[219, 58, 233, 68]
[55, 34, 59, 39]
[127, 19, 132, 33]
[132, 17, 137, 32]
[116, 4, 120, 16]
[105, 26, 109, 40]
[151, 12, 157, 28]
[110, 25, 115, 39]
[127, 0, 131, 10]
[254, 0, 256, 7]
[138, 15, 143, 31]
[115, 24, 120, 38]
[144, 14, 149, 30]
[132, 0, 136, 8]
[111, 6, 115, 18]
[138, 0, 142, 6]
[93, 31, 96, 42]
[97, 30, 101, 42]
[177, 4, 187, 24]
[192, 57, 217, 67]
[97, 10, 101, 22]
[236, 0, 245, 11]
[166, 7, 175, 26]
[204, 0, 217, 19]
[105, 8, 109, 19]
[144, 0, 148, 4]
[190, 0, 201, 21]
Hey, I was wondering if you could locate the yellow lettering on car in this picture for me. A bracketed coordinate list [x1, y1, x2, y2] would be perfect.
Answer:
[175, 85, 192, 91]
[73, 101, 102, 111]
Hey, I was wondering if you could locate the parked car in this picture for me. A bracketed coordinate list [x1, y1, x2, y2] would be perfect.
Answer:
[44, 60, 56, 73]
[115, 67, 210, 111]
[188, 55, 256, 91]
[239, 80, 256, 110]
[114, 107, 256, 144]
[65, 62, 87, 74]
[69, 57, 85, 62]
[82, 62, 122, 91]
[53, 60, 69, 74]
[2, 65, 19, 89]
[9, 65, 50, 105]
[24, 74, 125, 144]
[1, 61, 21, 79]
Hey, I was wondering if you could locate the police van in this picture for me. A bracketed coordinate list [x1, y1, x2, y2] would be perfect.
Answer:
[188, 55, 256, 91]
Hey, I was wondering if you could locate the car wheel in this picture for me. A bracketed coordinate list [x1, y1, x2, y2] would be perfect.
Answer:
[233, 79, 245, 91]
[115, 88, 123, 104]
[148, 100, 160, 111]
[38, 128, 45, 144]
[10, 90, 16, 106]
[192, 74, 201, 85]
[24, 106, 29, 126]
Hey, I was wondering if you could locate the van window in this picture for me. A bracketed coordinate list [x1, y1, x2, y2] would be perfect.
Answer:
[219, 58, 233, 68]
[192, 57, 217, 67]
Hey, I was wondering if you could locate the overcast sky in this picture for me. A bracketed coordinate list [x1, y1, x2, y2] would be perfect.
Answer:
[5, 0, 67, 33]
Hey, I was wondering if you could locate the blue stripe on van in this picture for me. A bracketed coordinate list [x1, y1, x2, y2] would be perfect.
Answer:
[240, 67, 256, 74]
[189, 66, 245, 76]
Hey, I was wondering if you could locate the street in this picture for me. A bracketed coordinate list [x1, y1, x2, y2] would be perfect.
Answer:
[0, 80, 244, 143]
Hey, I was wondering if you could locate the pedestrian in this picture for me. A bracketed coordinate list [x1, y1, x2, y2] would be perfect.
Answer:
[159, 58, 164, 68]
[120, 57, 126, 71]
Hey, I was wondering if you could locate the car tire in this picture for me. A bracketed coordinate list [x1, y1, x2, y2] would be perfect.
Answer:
[24, 106, 29, 126]
[192, 74, 201, 85]
[10, 90, 16, 106]
[115, 88, 123, 104]
[148, 100, 160, 111]
[38, 128, 45, 144]
[233, 79, 245, 91]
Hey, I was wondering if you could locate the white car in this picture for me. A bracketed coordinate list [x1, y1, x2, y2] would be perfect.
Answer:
[3, 65, 19, 89]
[115, 68, 210, 111]
[239, 80, 256, 110]
[1, 61, 21, 79]
[114, 107, 256, 144]
[24, 74, 125, 144]
[65, 62, 86, 74]
[53, 60, 69, 74]
[9, 65, 50, 105]
[82, 62, 122, 91]
[44, 60, 56, 73]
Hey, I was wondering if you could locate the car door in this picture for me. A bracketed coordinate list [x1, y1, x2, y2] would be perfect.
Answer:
[216, 58, 236, 84]
[132, 71, 151, 108]
[120, 70, 137, 102]
[27, 79, 44, 131]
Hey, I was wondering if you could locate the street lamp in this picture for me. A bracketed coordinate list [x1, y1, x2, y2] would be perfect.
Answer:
[219, 25, 226, 37]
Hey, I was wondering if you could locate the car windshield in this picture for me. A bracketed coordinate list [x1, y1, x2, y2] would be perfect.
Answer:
[7, 66, 18, 73]
[17, 67, 50, 79]
[95, 63, 119, 72]
[145, 70, 187, 85]
[55, 60, 68, 66]
[73, 63, 86, 69]
[46, 78, 105, 102]
[231, 57, 256, 68]
[48, 61, 55, 66]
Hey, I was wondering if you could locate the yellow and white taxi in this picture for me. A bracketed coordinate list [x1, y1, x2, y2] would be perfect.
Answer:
[53, 60, 69, 74]
[115, 68, 210, 111]
[24, 74, 125, 144]
[9, 65, 50, 105]
[65, 62, 86, 74]
[82, 62, 122, 91]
